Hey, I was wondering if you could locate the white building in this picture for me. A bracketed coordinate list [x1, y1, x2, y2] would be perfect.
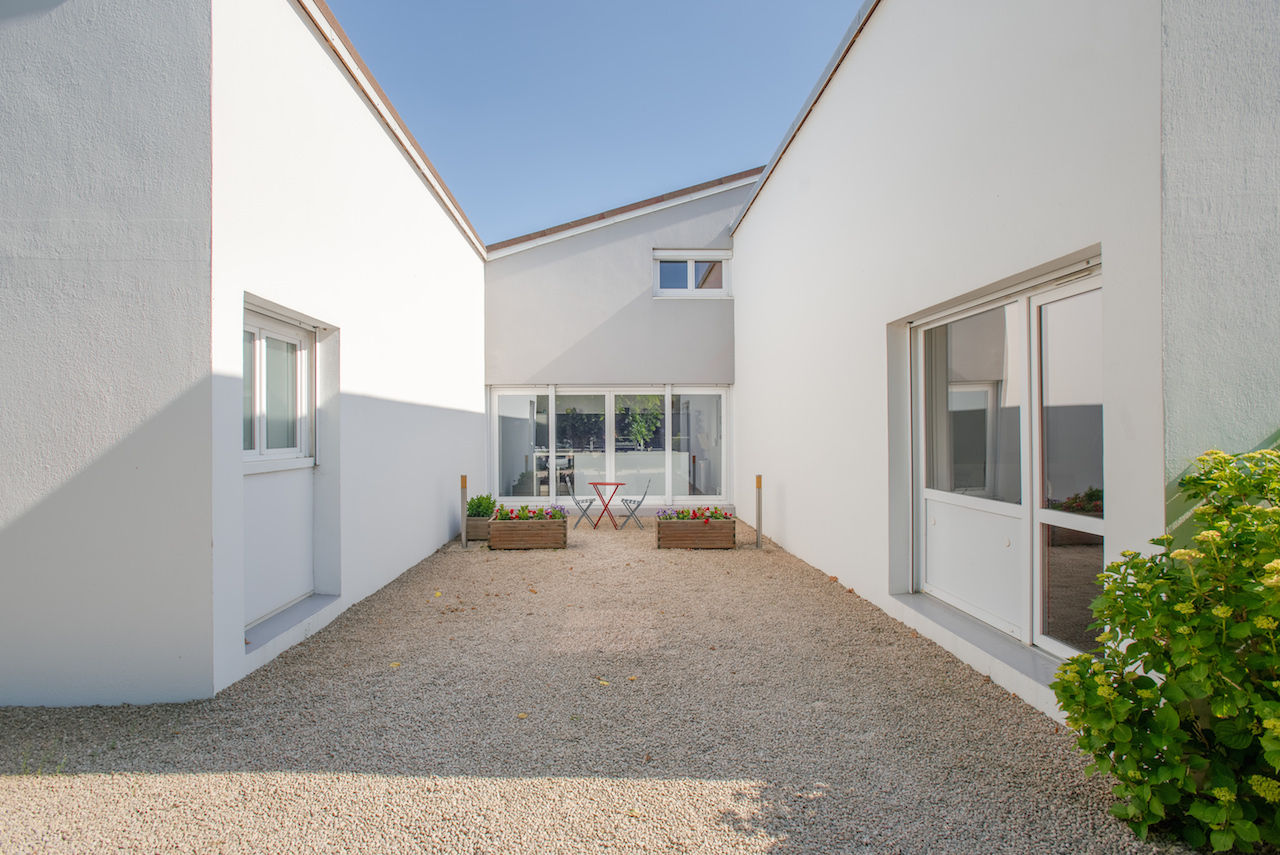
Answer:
[0, 0, 485, 705]
[485, 170, 759, 512]
[2, 0, 1277, 716]
[730, 0, 1280, 714]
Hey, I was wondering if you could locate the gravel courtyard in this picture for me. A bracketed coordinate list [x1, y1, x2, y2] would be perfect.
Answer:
[0, 522, 1191, 854]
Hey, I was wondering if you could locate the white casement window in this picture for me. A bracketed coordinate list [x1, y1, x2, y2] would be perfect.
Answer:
[243, 310, 314, 469]
[652, 249, 732, 298]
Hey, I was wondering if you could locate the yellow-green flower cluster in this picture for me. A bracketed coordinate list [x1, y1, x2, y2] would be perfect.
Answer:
[1212, 605, 1234, 620]
[1256, 615, 1278, 631]
[1171, 548, 1203, 562]
[1095, 630, 1115, 643]
[1263, 718, 1280, 735]
[1249, 776, 1280, 804]
[1136, 688, 1156, 700]
[1177, 625, 1194, 635]
[1096, 685, 1117, 700]
[1211, 787, 1236, 802]
[1174, 601, 1196, 615]
[1195, 530, 1224, 544]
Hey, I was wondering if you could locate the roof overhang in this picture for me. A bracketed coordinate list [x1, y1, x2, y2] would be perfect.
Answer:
[486, 167, 765, 260]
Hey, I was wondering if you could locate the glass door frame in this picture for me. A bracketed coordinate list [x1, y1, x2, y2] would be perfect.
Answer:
[910, 265, 1102, 654]
[1029, 279, 1105, 660]
[911, 298, 1035, 642]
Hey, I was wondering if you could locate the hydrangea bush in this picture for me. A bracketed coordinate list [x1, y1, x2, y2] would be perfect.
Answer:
[1053, 449, 1280, 851]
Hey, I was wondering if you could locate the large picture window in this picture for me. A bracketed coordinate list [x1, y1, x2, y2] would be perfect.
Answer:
[492, 386, 727, 503]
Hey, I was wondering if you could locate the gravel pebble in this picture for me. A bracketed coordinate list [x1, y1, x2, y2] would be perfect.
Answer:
[0, 522, 1193, 853]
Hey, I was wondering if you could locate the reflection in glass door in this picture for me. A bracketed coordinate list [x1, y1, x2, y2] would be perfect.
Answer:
[917, 303, 1029, 637]
[1033, 286, 1104, 658]
[556, 393, 607, 495]
[614, 393, 665, 498]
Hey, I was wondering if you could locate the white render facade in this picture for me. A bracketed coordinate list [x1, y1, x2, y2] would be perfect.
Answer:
[2, 0, 1278, 715]
[1, 0, 485, 705]
[730, 0, 1280, 715]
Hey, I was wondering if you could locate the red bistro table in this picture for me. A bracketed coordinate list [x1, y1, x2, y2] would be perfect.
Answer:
[588, 482, 626, 529]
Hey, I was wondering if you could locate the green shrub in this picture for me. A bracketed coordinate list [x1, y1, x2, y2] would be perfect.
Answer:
[466, 493, 496, 518]
[1054, 449, 1280, 851]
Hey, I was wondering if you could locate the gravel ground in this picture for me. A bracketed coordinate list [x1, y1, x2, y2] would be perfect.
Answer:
[0, 522, 1193, 854]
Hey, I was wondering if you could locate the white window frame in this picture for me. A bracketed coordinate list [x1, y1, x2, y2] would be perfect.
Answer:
[489, 385, 730, 506]
[244, 310, 315, 474]
[909, 262, 1103, 656]
[652, 249, 732, 298]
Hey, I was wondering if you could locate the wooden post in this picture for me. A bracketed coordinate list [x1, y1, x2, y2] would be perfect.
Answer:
[460, 474, 468, 548]
[755, 474, 763, 549]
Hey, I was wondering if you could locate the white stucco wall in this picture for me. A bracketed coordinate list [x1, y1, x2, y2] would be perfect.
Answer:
[485, 184, 751, 386]
[210, 0, 486, 691]
[0, 0, 215, 704]
[1161, 1, 1280, 488]
[731, 0, 1163, 713]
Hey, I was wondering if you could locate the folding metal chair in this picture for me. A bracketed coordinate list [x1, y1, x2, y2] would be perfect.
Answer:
[563, 474, 595, 529]
[619, 479, 650, 530]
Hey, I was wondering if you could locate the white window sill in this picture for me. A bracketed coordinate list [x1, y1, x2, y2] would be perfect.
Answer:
[243, 456, 315, 476]
[652, 292, 733, 300]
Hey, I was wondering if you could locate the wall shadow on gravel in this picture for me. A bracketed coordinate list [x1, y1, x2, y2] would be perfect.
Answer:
[0, 538, 1182, 854]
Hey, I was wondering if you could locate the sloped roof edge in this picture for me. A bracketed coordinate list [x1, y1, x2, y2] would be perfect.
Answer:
[729, 0, 883, 236]
[301, 0, 486, 258]
[487, 167, 766, 256]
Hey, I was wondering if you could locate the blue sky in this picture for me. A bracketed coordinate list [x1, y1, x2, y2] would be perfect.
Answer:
[320, 3, 865, 243]
[323, 1, 860, 244]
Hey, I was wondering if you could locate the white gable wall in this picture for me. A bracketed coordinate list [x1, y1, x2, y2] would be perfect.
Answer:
[732, 0, 1163, 715]
[0, 0, 216, 704]
[211, 0, 486, 691]
[485, 184, 751, 387]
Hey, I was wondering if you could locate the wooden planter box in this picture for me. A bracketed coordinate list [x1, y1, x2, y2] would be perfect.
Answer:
[488, 516, 567, 549]
[656, 518, 736, 549]
[465, 516, 490, 540]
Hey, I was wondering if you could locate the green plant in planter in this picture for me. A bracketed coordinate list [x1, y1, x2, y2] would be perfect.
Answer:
[466, 494, 495, 518]
[1053, 449, 1280, 851]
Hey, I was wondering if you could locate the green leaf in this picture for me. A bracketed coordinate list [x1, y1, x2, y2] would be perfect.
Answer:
[1214, 717, 1254, 750]
[1234, 819, 1262, 844]
[1211, 695, 1239, 719]
[1210, 828, 1236, 852]
[1155, 704, 1181, 733]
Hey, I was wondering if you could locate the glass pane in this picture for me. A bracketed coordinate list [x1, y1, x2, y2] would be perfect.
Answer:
[264, 337, 297, 450]
[1043, 524, 1104, 652]
[658, 260, 688, 290]
[497, 394, 549, 497]
[1040, 290, 1103, 515]
[614, 393, 665, 495]
[556, 394, 606, 493]
[243, 330, 255, 451]
[672, 394, 723, 497]
[693, 261, 722, 290]
[923, 305, 1022, 504]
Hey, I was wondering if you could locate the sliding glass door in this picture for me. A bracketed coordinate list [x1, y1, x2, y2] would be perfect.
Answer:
[913, 274, 1103, 655]
[493, 386, 726, 505]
